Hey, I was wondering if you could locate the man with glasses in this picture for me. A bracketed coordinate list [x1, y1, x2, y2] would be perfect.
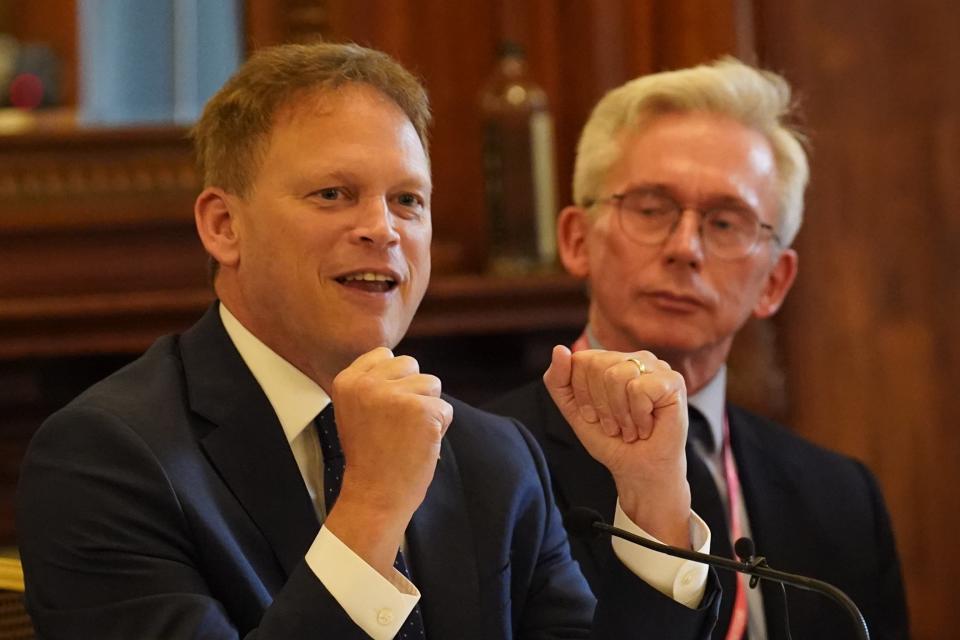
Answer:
[487, 59, 908, 639]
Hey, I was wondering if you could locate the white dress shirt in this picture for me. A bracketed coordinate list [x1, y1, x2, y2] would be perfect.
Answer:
[220, 305, 711, 638]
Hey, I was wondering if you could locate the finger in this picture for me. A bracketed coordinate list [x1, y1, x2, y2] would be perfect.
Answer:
[605, 360, 642, 443]
[544, 346, 593, 434]
[436, 399, 454, 436]
[587, 355, 621, 437]
[543, 345, 573, 396]
[371, 354, 421, 380]
[626, 375, 656, 440]
[392, 373, 442, 398]
[423, 397, 454, 436]
[347, 346, 396, 372]
[570, 351, 602, 426]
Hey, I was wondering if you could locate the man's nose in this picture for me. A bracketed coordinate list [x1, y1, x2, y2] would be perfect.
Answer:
[352, 196, 401, 247]
[662, 209, 705, 267]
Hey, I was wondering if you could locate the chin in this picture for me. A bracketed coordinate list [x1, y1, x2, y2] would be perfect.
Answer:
[624, 324, 708, 355]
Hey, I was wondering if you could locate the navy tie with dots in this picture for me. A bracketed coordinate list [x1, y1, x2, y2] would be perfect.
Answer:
[316, 404, 427, 639]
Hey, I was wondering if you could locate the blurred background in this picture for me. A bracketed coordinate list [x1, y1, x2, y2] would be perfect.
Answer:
[0, 1, 957, 638]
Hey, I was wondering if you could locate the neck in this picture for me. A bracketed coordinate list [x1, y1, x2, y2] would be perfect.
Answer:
[216, 280, 340, 393]
[658, 345, 729, 396]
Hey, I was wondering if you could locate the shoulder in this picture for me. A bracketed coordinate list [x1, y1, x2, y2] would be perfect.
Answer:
[729, 404, 881, 497]
[25, 334, 196, 472]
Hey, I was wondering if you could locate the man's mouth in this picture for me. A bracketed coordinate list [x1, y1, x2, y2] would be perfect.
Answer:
[335, 272, 399, 293]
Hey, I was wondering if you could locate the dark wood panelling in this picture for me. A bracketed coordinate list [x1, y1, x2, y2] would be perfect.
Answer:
[758, 1, 960, 636]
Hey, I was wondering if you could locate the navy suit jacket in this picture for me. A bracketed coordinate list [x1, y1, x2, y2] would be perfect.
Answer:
[17, 306, 718, 639]
[485, 380, 909, 640]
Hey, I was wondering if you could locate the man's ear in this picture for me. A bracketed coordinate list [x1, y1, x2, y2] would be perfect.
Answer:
[557, 205, 592, 279]
[753, 248, 799, 319]
[194, 187, 241, 269]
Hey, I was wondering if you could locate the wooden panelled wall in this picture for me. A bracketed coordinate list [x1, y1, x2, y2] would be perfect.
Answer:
[757, 1, 960, 637]
[3, 0, 957, 636]
[247, 0, 753, 272]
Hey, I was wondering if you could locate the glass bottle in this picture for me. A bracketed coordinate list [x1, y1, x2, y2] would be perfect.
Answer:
[480, 41, 558, 275]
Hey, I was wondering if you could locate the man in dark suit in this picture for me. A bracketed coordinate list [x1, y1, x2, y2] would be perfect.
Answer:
[487, 59, 909, 639]
[16, 42, 720, 639]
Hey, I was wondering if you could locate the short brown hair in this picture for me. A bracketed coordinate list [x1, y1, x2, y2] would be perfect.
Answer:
[192, 41, 432, 196]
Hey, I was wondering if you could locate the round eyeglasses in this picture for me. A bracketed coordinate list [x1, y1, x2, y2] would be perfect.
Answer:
[588, 188, 782, 260]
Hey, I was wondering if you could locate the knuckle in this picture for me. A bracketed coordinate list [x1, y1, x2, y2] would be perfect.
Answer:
[395, 354, 420, 373]
[423, 374, 442, 394]
[571, 350, 592, 368]
[602, 366, 620, 384]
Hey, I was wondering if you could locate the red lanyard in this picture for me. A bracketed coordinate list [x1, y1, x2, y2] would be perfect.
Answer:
[722, 413, 749, 640]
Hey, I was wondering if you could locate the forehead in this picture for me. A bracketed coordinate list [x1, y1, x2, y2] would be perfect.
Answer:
[607, 112, 779, 213]
[258, 84, 430, 182]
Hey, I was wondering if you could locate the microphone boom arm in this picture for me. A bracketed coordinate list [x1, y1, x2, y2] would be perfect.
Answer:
[591, 521, 870, 640]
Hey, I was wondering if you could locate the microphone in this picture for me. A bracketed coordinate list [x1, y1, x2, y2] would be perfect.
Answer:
[564, 507, 870, 640]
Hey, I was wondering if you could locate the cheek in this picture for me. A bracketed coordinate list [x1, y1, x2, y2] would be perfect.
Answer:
[405, 226, 432, 271]
[711, 266, 766, 319]
[590, 231, 656, 278]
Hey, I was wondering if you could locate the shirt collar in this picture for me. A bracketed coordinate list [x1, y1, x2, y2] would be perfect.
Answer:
[583, 325, 727, 453]
[219, 303, 330, 445]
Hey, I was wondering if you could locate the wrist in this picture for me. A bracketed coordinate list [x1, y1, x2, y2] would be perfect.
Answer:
[323, 483, 411, 579]
[615, 478, 691, 548]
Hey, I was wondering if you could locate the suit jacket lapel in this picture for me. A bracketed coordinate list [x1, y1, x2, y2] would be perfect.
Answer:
[405, 434, 483, 640]
[528, 383, 617, 587]
[727, 405, 798, 635]
[181, 305, 319, 578]
[535, 383, 618, 522]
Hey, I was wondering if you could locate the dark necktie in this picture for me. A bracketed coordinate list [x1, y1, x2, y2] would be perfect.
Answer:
[316, 404, 427, 639]
[687, 406, 740, 639]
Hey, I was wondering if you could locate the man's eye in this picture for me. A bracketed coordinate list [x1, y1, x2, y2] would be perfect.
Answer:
[709, 210, 750, 233]
[395, 193, 425, 215]
[638, 207, 671, 218]
[315, 188, 342, 201]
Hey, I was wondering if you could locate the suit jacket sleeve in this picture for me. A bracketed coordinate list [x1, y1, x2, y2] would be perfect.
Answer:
[17, 405, 369, 640]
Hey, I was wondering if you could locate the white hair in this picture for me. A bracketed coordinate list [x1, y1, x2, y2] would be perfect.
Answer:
[573, 57, 809, 247]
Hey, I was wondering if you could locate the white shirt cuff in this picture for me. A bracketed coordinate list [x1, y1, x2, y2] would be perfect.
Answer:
[611, 501, 711, 608]
[306, 526, 420, 639]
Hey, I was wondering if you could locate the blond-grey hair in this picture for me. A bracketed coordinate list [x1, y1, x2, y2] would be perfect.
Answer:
[574, 57, 808, 247]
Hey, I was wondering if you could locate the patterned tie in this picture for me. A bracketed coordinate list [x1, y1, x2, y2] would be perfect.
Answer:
[316, 404, 427, 639]
[687, 406, 740, 639]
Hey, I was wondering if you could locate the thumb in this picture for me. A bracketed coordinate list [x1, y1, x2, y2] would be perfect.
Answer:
[543, 345, 576, 413]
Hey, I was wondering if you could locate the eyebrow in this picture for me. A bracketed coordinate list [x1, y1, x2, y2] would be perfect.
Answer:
[622, 183, 755, 213]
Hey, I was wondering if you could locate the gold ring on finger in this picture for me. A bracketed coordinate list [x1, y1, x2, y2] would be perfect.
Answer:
[627, 358, 651, 375]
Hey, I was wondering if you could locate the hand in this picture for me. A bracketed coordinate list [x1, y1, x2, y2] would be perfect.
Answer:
[322, 347, 453, 577]
[543, 346, 692, 546]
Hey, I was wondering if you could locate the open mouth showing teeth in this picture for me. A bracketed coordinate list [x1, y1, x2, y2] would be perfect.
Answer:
[335, 272, 398, 293]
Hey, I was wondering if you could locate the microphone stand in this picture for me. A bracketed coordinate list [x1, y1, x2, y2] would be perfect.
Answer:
[580, 514, 870, 640]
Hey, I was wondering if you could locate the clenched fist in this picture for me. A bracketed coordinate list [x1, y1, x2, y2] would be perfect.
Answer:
[322, 347, 453, 578]
[544, 346, 692, 547]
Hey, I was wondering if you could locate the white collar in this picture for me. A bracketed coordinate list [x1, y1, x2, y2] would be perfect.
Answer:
[219, 304, 331, 445]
